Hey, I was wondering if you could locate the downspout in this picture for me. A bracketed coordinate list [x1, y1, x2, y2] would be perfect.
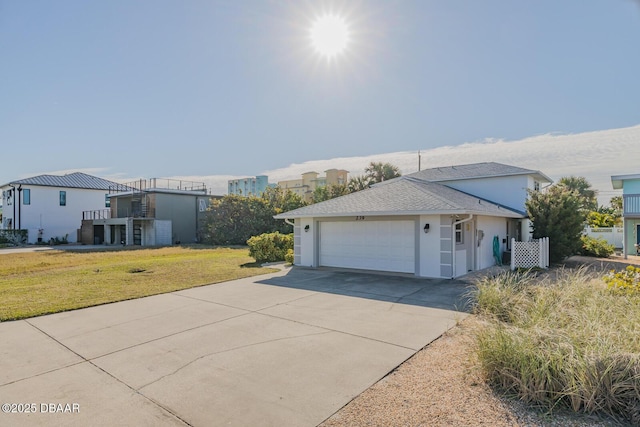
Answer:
[9, 184, 16, 230]
[284, 218, 295, 227]
[451, 214, 473, 279]
[17, 185, 22, 230]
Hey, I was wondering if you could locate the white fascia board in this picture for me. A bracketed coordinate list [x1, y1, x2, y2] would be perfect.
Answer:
[275, 209, 524, 220]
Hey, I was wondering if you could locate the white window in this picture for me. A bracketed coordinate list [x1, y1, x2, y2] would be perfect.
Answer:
[534, 181, 540, 191]
[455, 223, 464, 244]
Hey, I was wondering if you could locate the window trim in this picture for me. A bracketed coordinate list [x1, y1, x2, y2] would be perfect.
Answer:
[455, 223, 464, 244]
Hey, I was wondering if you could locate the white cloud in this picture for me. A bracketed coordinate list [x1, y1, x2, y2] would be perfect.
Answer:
[12, 124, 640, 205]
[251, 124, 640, 204]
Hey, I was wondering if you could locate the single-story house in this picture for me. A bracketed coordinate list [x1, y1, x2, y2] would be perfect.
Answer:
[611, 173, 640, 257]
[275, 162, 552, 278]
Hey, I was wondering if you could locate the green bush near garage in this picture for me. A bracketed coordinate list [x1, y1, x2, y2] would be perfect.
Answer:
[247, 232, 293, 264]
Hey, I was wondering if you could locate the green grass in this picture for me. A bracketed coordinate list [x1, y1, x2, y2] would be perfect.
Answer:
[470, 267, 640, 424]
[0, 246, 278, 321]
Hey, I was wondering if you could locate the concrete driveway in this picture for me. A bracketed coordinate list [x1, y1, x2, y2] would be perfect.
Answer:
[0, 267, 471, 427]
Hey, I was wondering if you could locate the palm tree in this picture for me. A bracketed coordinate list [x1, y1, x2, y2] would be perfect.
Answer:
[364, 162, 401, 184]
[557, 176, 598, 213]
[348, 176, 373, 192]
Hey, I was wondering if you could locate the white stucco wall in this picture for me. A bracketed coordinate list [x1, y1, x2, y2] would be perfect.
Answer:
[418, 214, 441, 277]
[298, 217, 316, 267]
[444, 175, 531, 212]
[476, 216, 508, 269]
[1, 185, 110, 244]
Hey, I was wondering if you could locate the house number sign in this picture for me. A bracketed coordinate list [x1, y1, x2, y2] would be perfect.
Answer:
[355, 216, 365, 221]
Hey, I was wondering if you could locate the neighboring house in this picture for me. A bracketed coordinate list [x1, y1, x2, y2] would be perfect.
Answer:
[279, 169, 349, 202]
[611, 173, 640, 257]
[228, 175, 275, 197]
[275, 162, 552, 279]
[80, 178, 212, 246]
[0, 172, 123, 244]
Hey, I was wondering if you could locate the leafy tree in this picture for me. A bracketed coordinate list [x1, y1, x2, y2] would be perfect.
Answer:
[261, 186, 306, 213]
[364, 162, 401, 184]
[203, 187, 307, 245]
[557, 176, 598, 214]
[609, 196, 623, 225]
[586, 196, 623, 228]
[610, 196, 623, 214]
[204, 195, 274, 245]
[587, 211, 617, 228]
[312, 184, 350, 203]
[348, 175, 372, 192]
[525, 184, 584, 263]
[260, 186, 307, 233]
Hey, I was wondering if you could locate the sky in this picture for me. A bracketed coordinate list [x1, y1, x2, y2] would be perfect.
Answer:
[1, 0, 639, 193]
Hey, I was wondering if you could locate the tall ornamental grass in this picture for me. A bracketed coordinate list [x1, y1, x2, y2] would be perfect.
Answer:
[471, 267, 640, 424]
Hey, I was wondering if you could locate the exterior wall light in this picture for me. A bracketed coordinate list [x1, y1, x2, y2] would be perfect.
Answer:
[424, 223, 430, 233]
[304, 225, 310, 232]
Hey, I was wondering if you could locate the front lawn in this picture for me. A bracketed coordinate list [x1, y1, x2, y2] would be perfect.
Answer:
[0, 246, 277, 321]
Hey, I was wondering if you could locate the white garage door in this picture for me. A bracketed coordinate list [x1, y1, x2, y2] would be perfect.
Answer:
[319, 221, 415, 273]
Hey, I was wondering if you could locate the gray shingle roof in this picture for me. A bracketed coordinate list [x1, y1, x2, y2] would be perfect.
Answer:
[6, 172, 126, 191]
[402, 162, 552, 183]
[275, 177, 524, 219]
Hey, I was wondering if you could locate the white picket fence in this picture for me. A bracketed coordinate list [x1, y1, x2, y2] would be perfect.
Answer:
[510, 237, 550, 270]
[583, 226, 623, 248]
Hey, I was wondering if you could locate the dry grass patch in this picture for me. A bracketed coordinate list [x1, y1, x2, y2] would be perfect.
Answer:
[471, 267, 640, 425]
[0, 246, 277, 321]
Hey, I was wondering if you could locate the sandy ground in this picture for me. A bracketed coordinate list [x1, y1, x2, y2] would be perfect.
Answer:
[320, 256, 637, 427]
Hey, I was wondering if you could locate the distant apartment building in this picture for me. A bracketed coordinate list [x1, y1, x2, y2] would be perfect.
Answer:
[227, 175, 274, 196]
[278, 169, 349, 202]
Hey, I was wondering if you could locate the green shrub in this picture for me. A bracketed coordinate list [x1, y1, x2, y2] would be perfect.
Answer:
[284, 249, 294, 265]
[0, 230, 28, 245]
[246, 232, 293, 264]
[472, 268, 640, 424]
[603, 265, 640, 296]
[579, 235, 614, 258]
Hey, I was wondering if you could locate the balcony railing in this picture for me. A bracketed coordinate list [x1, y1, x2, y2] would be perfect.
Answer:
[83, 209, 111, 220]
[110, 178, 207, 194]
[623, 194, 640, 217]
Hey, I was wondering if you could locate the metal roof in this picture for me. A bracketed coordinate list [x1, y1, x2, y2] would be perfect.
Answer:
[5, 172, 125, 191]
[275, 177, 524, 219]
[400, 162, 552, 184]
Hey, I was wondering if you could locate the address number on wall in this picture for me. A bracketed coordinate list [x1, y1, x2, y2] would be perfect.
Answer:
[355, 216, 365, 221]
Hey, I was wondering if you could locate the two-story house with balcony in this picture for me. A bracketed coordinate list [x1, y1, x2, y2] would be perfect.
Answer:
[80, 178, 212, 246]
[275, 162, 552, 279]
[611, 173, 640, 257]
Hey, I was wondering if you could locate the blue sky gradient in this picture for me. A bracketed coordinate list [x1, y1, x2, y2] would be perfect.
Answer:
[1, 0, 639, 184]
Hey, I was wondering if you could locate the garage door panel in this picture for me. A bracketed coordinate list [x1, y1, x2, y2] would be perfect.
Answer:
[319, 221, 415, 274]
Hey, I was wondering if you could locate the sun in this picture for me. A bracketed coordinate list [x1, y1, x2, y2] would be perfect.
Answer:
[309, 14, 350, 59]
